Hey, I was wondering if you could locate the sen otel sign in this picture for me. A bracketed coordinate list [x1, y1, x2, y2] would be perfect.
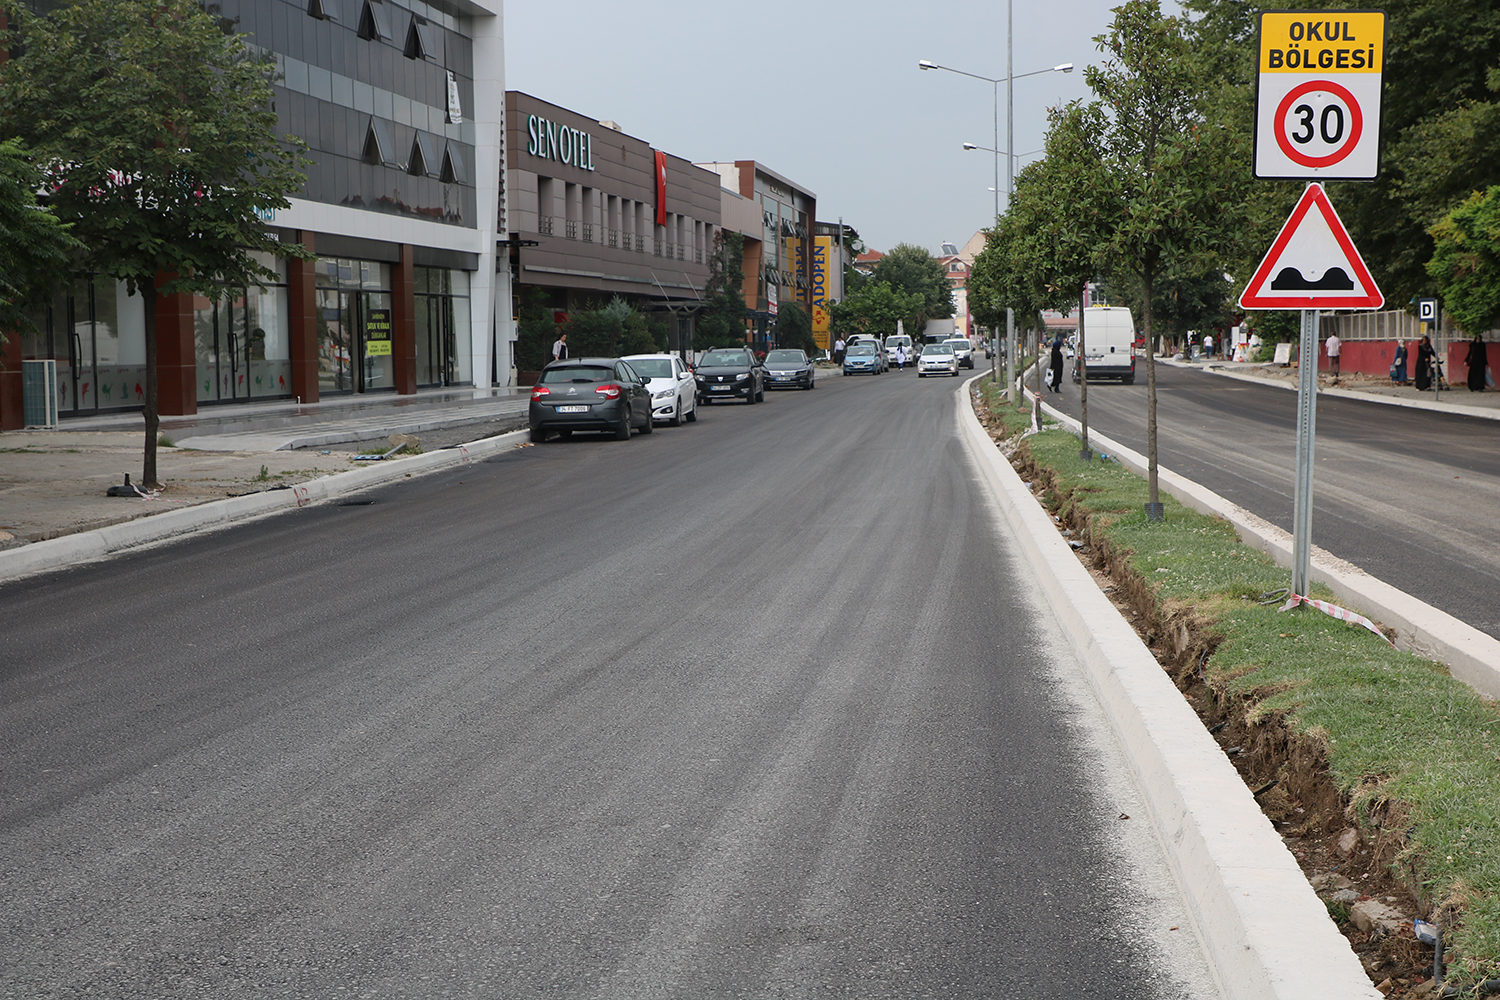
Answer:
[1253, 11, 1386, 180]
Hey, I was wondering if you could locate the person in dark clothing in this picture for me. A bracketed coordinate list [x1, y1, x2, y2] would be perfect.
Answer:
[1414, 336, 1435, 391]
[1465, 334, 1488, 391]
[1048, 335, 1065, 393]
[1390, 341, 1408, 384]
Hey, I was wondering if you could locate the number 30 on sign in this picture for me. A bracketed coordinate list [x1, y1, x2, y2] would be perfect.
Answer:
[1254, 11, 1386, 180]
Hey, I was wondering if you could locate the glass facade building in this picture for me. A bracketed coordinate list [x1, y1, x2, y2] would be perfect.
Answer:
[2, 0, 508, 427]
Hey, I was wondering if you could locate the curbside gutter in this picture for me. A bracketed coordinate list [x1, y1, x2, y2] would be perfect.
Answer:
[958, 376, 1381, 1000]
[1032, 391, 1500, 701]
[0, 430, 529, 583]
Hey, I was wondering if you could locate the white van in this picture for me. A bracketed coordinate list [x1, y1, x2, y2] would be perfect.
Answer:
[1072, 306, 1136, 384]
[883, 334, 913, 366]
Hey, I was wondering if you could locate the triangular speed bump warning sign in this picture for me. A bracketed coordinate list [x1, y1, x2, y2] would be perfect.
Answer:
[1239, 183, 1383, 311]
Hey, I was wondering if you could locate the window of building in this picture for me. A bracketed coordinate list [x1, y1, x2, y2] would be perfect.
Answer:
[357, 0, 389, 40]
[415, 267, 472, 387]
[404, 14, 437, 60]
[307, 0, 341, 21]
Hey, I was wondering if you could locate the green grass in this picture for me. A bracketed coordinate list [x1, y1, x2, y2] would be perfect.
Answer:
[158, 433, 174, 448]
[977, 375, 1500, 989]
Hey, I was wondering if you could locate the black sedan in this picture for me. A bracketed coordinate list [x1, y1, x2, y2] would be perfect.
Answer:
[695, 347, 765, 404]
[763, 349, 815, 390]
[528, 358, 654, 442]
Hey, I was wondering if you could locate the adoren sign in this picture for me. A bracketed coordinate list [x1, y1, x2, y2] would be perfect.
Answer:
[1254, 11, 1386, 180]
[1239, 182, 1383, 310]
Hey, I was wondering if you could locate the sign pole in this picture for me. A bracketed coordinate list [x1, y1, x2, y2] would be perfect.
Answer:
[1292, 307, 1319, 596]
[1006, 308, 1016, 407]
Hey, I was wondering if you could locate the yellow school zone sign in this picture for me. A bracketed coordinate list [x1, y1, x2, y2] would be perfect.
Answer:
[1254, 11, 1386, 180]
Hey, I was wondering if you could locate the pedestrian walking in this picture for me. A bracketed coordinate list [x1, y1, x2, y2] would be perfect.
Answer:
[1048, 334, 1064, 393]
[895, 343, 907, 371]
[1415, 335, 1435, 391]
[834, 336, 845, 366]
[1465, 334, 1489, 391]
[1202, 332, 1213, 360]
[551, 333, 568, 362]
[1326, 332, 1341, 382]
[1390, 341, 1408, 384]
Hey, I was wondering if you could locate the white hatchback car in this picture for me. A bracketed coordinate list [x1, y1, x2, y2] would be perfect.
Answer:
[917, 342, 959, 377]
[621, 353, 698, 426]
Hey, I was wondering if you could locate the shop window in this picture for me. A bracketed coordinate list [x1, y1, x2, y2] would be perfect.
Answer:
[363, 117, 398, 167]
[404, 15, 437, 60]
[357, 0, 389, 40]
[408, 132, 438, 177]
[307, 0, 341, 20]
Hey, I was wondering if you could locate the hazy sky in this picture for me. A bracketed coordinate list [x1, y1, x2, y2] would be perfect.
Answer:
[504, 0, 1141, 257]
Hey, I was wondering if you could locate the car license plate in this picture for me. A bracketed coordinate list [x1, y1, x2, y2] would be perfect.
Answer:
[710, 385, 731, 391]
[556, 404, 589, 413]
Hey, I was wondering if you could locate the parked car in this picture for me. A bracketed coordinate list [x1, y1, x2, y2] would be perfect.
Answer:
[621, 353, 697, 425]
[1072, 306, 1137, 384]
[943, 337, 975, 369]
[843, 342, 884, 375]
[695, 346, 765, 404]
[528, 357, 653, 442]
[917, 342, 959, 377]
[763, 349, 815, 390]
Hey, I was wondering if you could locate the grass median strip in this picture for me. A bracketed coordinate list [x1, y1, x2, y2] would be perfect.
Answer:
[976, 379, 1500, 996]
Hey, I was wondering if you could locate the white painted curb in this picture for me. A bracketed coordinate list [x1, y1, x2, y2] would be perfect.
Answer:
[958, 376, 1381, 1000]
[1033, 392, 1500, 700]
[0, 430, 528, 582]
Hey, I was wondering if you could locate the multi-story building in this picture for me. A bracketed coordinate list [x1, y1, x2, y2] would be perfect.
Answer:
[503, 92, 722, 358]
[2, 0, 509, 428]
[697, 161, 816, 349]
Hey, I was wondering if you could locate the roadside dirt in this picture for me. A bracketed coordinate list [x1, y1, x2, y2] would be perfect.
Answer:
[974, 392, 1445, 997]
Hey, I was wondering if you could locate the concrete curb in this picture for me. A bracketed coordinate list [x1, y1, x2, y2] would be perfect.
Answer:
[1033, 392, 1500, 700]
[958, 375, 1381, 1000]
[0, 430, 528, 583]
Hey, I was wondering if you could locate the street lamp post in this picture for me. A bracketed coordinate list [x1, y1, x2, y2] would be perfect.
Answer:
[918, 53, 1071, 404]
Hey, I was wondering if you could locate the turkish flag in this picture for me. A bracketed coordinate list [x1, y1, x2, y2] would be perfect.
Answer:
[654, 150, 667, 227]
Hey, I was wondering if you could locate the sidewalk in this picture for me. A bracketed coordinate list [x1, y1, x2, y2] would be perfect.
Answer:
[0, 386, 530, 547]
[1165, 355, 1500, 420]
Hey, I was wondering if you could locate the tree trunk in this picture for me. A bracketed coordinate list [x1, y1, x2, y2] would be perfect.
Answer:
[142, 281, 160, 489]
[1143, 264, 1158, 506]
[1078, 288, 1089, 459]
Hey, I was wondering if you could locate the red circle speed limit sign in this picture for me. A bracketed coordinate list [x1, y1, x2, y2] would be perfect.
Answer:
[1274, 80, 1363, 167]
[1254, 12, 1386, 180]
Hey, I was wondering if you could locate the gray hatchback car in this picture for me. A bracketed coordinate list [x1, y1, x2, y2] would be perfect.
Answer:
[528, 358, 654, 442]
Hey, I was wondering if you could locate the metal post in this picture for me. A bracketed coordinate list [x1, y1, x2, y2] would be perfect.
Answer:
[1292, 308, 1319, 597]
[1006, 308, 1016, 407]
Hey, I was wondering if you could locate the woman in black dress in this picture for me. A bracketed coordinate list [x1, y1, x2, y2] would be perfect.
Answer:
[1414, 335, 1435, 390]
[1465, 334, 1488, 391]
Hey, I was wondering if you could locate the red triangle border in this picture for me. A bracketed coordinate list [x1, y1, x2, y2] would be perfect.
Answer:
[1238, 183, 1384, 310]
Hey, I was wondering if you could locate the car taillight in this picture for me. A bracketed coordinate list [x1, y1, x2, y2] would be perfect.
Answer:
[595, 383, 622, 400]
[530, 385, 550, 400]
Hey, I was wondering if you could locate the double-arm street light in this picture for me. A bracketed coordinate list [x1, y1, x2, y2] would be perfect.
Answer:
[917, 60, 1072, 220]
[919, 52, 1071, 402]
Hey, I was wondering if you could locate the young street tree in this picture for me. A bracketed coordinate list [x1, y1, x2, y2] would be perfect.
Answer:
[1426, 185, 1500, 337]
[0, 0, 308, 486]
[696, 231, 748, 349]
[1070, 0, 1247, 510]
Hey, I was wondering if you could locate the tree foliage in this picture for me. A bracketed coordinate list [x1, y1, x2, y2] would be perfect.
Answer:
[774, 300, 817, 354]
[697, 230, 748, 349]
[0, 0, 309, 484]
[1426, 185, 1500, 335]
[829, 281, 922, 341]
[0, 138, 81, 340]
[870, 242, 954, 335]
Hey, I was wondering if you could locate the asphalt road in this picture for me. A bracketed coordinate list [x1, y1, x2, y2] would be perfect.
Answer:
[1042, 362, 1500, 640]
[1, 368, 1216, 998]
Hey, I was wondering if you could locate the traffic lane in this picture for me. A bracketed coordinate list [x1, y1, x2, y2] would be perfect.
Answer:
[1053, 364, 1500, 638]
[1, 371, 1211, 998]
